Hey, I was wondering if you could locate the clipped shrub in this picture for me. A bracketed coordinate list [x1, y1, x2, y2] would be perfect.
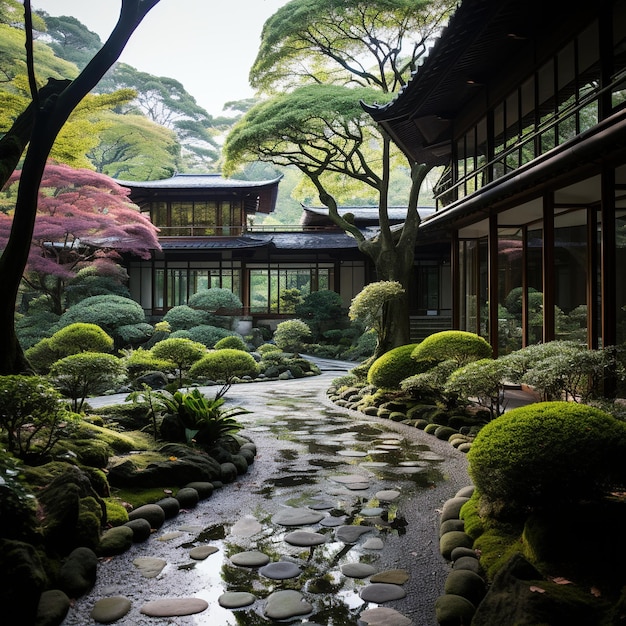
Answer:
[187, 288, 243, 330]
[468, 401, 626, 515]
[412, 331, 492, 367]
[57, 295, 147, 347]
[445, 358, 509, 419]
[184, 325, 235, 348]
[48, 352, 127, 412]
[273, 319, 312, 352]
[367, 343, 425, 389]
[150, 338, 206, 386]
[120, 348, 176, 379]
[25, 323, 114, 373]
[214, 335, 247, 351]
[400, 359, 459, 403]
[189, 349, 259, 381]
[163, 305, 206, 331]
[295, 289, 347, 340]
[15, 309, 60, 349]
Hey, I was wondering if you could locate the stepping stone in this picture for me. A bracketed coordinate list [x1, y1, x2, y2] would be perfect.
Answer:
[375, 444, 402, 450]
[284, 530, 327, 547]
[341, 562, 377, 578]
[230, 551, 270, 567]
[359, 462, 389, 468]
[158, 531, 183, 542]
[362, 537, 384, 550]
[360, 507, 384, 517]
[345, 482, 371, 491]
[375, 490, 400, 502]
[140, 598, 208, 617]
[273, 508, 325, 526]
[370, 569, 410, 585]
[308, 498, 336, 510]
[259, 561, 302, 579]
[231, 516, 262, 537]
[133, 557, 166, 578]
[358, 607, 413, 626]
[419, 452, 445, 461]
[337, 450, 368, 457]
[330, 475, 369, 485]
[90, 596, 131, 623]
[399, 461, 424, 467]
[218, 591, 256, 609]
[335, 525, 372, 543]
[264, 590, 313, 620]
[189, 545, 218, 560]
[359, 583, 407, 603]
[320, 516, 345, 528]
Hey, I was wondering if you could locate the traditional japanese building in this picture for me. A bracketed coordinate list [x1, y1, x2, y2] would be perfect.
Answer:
[364, 0, 626, 355]
[119, 173, 450, 337]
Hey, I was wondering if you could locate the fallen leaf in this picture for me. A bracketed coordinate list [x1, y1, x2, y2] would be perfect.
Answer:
[552, 577, 573, 585]
[591, 587, 602, 598]
[529, 586, 546, 593]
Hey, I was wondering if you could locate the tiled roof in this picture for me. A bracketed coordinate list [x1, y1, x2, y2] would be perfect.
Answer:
[116, 173, 283, 190]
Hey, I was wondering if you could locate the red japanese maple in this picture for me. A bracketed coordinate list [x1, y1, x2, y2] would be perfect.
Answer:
[0, 162, 159, 306]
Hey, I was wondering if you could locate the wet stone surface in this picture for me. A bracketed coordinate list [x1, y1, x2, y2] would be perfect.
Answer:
[62, 362, 469, 625]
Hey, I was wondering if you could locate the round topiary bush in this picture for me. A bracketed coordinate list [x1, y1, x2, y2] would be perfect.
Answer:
[189, 349, 259, 381]
[412, 331, 492, 367]
[273, 319, 312, 352]
[187, 288, 243, 330]
[367, 343, 426, 389]
[214, 335, 247, 351]
[468, 401, 626, 515]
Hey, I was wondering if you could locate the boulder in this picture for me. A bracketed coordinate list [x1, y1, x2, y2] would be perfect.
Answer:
[124, 518, 152, 542]
[57, 547, 98, 598]
[128, 504, 166, 529]
[98, 526, 134, 557]
[35, 589, 71, 626]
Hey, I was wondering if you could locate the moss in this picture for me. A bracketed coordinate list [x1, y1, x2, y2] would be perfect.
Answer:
[111, 487, 178, 509]
[474, 527, 525, 580]
[76, 423, 152, 453]
[104, 499, 130, 526]
[459, 492, 485, 540]
[367, 343, 424, 389]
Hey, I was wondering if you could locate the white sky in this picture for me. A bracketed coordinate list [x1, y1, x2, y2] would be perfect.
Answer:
[31, 0, 290, 117]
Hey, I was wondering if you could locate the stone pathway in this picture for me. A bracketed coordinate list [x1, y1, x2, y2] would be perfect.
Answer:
[62, 358, 470, 625]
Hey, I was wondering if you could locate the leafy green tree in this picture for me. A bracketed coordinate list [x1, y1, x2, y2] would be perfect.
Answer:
[48, 352, 127, 412]
[150, 337, 206, 387]
[348, 280, 404, 359]
[295, 289, 347, 340]
[273, 318, 312, 352]
[187, 288, 243, 330]
[0, 0, 161, 374]
[224, 0, 455, 355]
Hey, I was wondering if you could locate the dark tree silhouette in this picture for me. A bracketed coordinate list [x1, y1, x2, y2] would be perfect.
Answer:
[0, 0, 161, 374]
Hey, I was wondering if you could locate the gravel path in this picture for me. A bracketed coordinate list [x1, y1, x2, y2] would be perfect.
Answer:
[63, 358, 470, 625]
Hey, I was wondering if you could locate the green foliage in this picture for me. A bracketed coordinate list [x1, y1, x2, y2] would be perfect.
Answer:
[341, 328, 377, 362]
[214, 335, 247, 351]
[187, 288, 243, 330]
[273, 318, 312, 352]
[412, 331, 493, 367]
[155, 387, 249, 445]
[64, 265, 131, 307]
[25, 322, 114, 374]
[294, 289, 347, 341]
[163, 305, 206, 331]
[120, 348, 176, 380]
[57, 295, 147, 347]
[349, 281, 404, 338]
[367, 343, 425, 389]
[15, 309, 60, 349]
[445, 358, 509, 419]
[0, 375, 79, 461]
[468, 401, 626, 516]
[150, 338, 206, 386]
[280, 288, 304, 313]
[500, 341, 608, 402]
[189, 349, 259, 381]
[48, 353, 127, 413]
[400, 359, 459, 403]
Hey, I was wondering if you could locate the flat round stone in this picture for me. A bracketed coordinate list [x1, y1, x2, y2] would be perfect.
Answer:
[284, 530, 327, 547]
[273, 508, 325, 526]
[345, 482, 371, 491]
[330, 475, 368, 485]
[360, 507, 384, 517]
[90, 596, 131, 623]
[230, 550, 271, 567]
[370, 569, 410, 585]
[375, 490, 400, 502]
[362, 537, 385, 550]
[230, 516, 263, 537]
[359, 583, 407, 603]
[319, 516, 345, 527]
[157, 531, 184, 542]
[218, 591, 256, 608]
[337, 449, 368, 457]
[341, 562, 377, 578]
[358, 607, 412, 626]
[335, 525, 372, 543]
[140, 598, 208, 617]
[308, 498, 336, 510]
[264, 590, 313, 620]
[189, 545, 218, 560]
[133, 557, 166, 578]
[259, 561, 302, 579]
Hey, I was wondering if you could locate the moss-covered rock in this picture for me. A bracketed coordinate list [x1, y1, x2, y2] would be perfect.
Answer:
[56, 547, 98, 598]
[440, 531, 473, 560]
[0, 539, 47, 624]
[127, 504, 166, 529]
[98, 526, 134, 556]
[124, 518, 152, 542]
[443, 569, 487, 606]
[175, 487, 199, 509]
[35, 589, 71, 626]
[434, 593, 476, 625]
